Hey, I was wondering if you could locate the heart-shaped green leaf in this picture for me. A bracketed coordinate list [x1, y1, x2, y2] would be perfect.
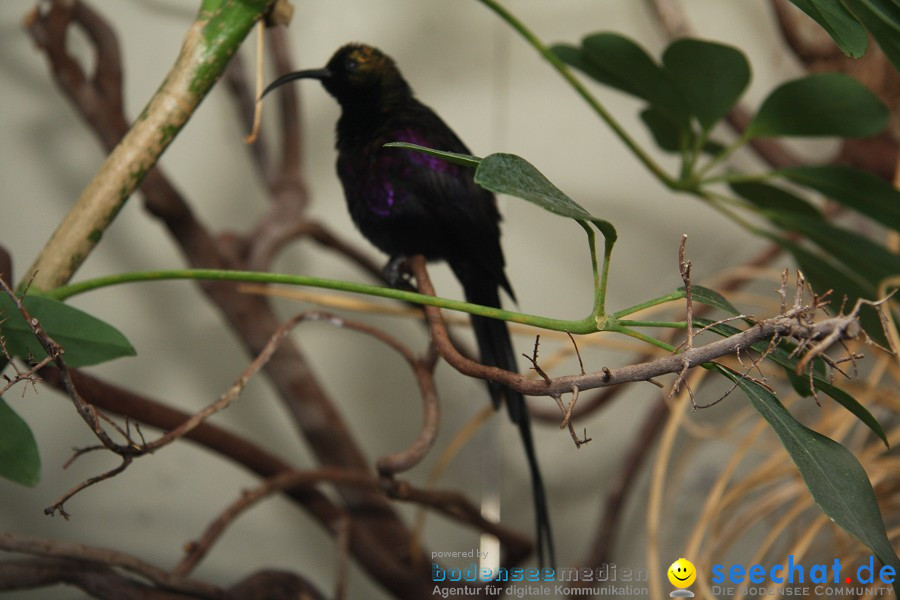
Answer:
[748, 73, 889, 138]
[578, 33, 690, 125]
[662, 38, 751, 131]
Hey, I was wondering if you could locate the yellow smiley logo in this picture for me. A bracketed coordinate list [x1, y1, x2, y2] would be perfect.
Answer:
[668, 558, 697, 588]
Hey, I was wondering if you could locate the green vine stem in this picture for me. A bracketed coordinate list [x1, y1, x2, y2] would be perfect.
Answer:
[21, 0, 275, 293]
[48, 268, 604, 334]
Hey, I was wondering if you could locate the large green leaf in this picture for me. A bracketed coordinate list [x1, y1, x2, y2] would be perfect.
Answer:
[843, 0, 900, 71]
[772, 214, 900, 285]
[717, 366, 900, 584]
[577, 33, 690, 125]
[0, 398, 40, 487]
[474, 153, 617, 241]
[730, 180, 823, 219]
[0, 294, 135, 367]
[747, 73, 889, 138]
[662, 39, 751, 131]
[777, 165, 900, 231]
[788, 0, 869, 57]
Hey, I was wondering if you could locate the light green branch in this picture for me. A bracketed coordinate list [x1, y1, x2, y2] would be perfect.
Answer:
[22, 0, 275, 293]
[48, 269, 602, 334]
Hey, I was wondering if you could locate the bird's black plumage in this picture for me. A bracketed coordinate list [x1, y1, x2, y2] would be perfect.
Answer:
[263, 43, 554, 567]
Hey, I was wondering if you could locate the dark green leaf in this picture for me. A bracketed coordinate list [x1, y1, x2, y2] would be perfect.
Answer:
[812, 379, 889, 447]
[383, 142, 482, 168]
[578, 33, 690, 124]
[681, 285, 741, 315]
[474, 153, 617, 241]
[844, 0, 900, 71]
[748, 73, 889, 138]
[730, 180, 823, 219]
[788, 0, 869, 57]
[0, 294, 136, 367]
[662, 39, 751, 131]
[777, 165, 900, 231]
[0, 398, 40, 487]
[639, 107, 683, 153]
[640, 108, 725, 155]
[700, 319, 886, 445]
[550, 43, 613, 86]
[772, 214, 900, 284]
[717, 365, 899, 577]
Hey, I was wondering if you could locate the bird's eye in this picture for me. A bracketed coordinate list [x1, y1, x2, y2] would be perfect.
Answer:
[344, 58, 359, 71]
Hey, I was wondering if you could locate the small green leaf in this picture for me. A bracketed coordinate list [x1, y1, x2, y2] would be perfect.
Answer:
[682, 285, 741, 315]
[0, 294, 136, 367]
[717, 366, 899, 578]
[662, 39, 751, 131]
[730, 180, 823, 219]
[474, 153, 617, 241]
[843, 0, 900, 71]
[578, 33, 690, 124]
[0, 398, 40, 487]
[748, 73, 889, 138]
[777, 165, 900, 231]
[383, 142, 482, 168]
[788, 0, 869, 58]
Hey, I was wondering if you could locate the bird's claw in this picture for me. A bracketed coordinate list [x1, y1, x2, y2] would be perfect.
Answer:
[383, 256, 414, 288]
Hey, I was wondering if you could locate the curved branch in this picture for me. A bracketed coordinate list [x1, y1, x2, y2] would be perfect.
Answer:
[0, 533, 223, 598]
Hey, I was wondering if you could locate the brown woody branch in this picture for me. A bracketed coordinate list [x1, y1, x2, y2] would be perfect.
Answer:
[0, 532, 224, 598]
[411, 256, 868, 399]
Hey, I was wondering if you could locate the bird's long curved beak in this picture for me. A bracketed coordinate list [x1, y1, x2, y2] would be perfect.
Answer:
[260, 68, 332, 99]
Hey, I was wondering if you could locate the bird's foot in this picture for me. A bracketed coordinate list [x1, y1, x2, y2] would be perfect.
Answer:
[383, 256, 414, 289]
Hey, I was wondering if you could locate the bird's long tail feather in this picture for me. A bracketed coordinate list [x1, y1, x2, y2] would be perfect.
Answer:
[454, 263, 555, 568]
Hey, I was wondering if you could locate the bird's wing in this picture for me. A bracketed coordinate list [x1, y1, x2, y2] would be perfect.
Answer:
[377, 112, 513, 297]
